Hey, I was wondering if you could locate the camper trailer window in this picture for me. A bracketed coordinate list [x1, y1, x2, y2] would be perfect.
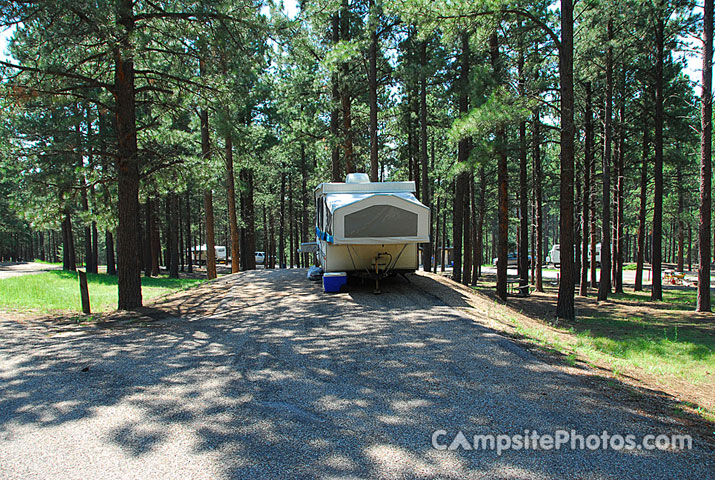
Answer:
[344, 205, 418, 238]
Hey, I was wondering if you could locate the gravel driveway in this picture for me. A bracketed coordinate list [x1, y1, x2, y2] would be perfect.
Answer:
[0, 261, 61, 279]
[0, 269, 712, 479]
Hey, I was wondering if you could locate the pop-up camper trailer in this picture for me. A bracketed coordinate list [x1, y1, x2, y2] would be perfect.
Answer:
[314, 173, 430, 289]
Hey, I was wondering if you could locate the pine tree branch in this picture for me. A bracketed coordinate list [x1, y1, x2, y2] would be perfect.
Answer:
[0, 60, 112, 90]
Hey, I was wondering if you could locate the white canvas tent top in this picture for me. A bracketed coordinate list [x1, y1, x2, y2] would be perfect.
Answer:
[315, 173, 430, 246]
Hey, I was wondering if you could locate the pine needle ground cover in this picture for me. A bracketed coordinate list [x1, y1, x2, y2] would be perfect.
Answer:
[0, 271, 205, 313]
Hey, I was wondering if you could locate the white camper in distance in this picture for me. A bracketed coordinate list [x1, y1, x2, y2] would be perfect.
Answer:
[548, 243, 601, 267]
[192, 245, 227, 265]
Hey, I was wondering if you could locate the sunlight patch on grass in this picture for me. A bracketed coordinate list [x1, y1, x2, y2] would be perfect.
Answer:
[31, 259, 62, 266]
[570, 317, 715, 384]
[0, 270, 206, 313]
[505, 310, 714, 386]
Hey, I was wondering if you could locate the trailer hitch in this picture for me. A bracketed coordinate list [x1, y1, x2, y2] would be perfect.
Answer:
[372, 252, 393, 294]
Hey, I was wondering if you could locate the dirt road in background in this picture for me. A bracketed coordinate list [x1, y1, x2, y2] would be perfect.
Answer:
[0, 261, 60, 279]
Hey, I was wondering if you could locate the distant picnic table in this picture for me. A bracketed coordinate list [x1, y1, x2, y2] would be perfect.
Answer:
[506, 279, 531, 297]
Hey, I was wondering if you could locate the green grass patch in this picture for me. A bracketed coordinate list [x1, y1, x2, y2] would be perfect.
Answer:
[504, 307, 714, 387]
[611, 289, 697, 308]
[30, 259, 62, 266]
[0, 270, 205, 313]
[567, 315, 715, 384]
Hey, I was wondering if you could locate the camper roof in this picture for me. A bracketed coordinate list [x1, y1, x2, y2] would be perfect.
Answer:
[315, 180, 416, 197]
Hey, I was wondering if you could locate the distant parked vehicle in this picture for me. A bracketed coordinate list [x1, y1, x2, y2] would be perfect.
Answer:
[589, 243, 602, 267]
[493, 253, 532, 267]
[548, 244, 561, 267]
[255, 251, 266, 265]
[547, 243, 601, 267]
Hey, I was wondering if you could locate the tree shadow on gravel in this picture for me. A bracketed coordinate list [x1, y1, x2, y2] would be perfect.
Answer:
[0, 269, 713, 479]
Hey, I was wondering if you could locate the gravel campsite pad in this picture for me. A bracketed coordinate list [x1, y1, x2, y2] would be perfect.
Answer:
[0, 269, 713, 479]
[0, 261, 60, 279]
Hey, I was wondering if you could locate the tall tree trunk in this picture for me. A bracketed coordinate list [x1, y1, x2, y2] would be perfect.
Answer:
[533, 109, 544, 293]
[556, 0, 576, 320]
[408, 126, 413, 182]
[580, 82, 593, 296]
[575, 169, 582, 289]
[471, 177, 478, 283]
[91, 220, 98, 273]
[38, 231, 45, 262]
[239, 183, 247, 271]
[612, 144, 619, 288]
[149, 200, 160, 276]
[204, 191, 217, 279]
[368, 0, 379, 182]
[518, 47, 528, 289]
[115, 0, 142, 309]
[244, 170, 257, 270]
[453, 32, 470, 284]
[435, 194, 441, 273]
[179, 200, 184, 272]
[269, 210, 276, 269]
[143, 202, 152, 276]
[279, 171, 286, 268]
[677, 164, 685, 272]
[185, 189, 192, 273]
[651, 15, 665, 301]
[81, 181, 94, 273]
[698, 0, 713, 311]
[341, 0, 353, 174]
[419, 40, 432, 273]
[289, 173, 295, 268]
[614, 69, 625, 293]
[590, 132, 598, 288]
[412, 128, 420, 201]
[226, 133, 240, 273]
[491, 32, 508, 300]
[598, 18, 614, 301]
[62, 209, 76, 271]
[168, 194, 179, 278]
[463, 173, 472, 286]
[300, 143, 309, 267]
[688, 224, 692, 271]
[86, 110, 99, 274]
[262, 206, 268, 266]
[635, 115, 649, 291]
[330, 11, 342, 182]
[441, 200, 447, 272]
[106, 231, 116, 275]
[200, 106, 216, 280]
[476, 167, 486, 279]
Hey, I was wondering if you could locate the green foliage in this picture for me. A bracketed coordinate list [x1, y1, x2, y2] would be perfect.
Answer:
[450, 88, 532, 143]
